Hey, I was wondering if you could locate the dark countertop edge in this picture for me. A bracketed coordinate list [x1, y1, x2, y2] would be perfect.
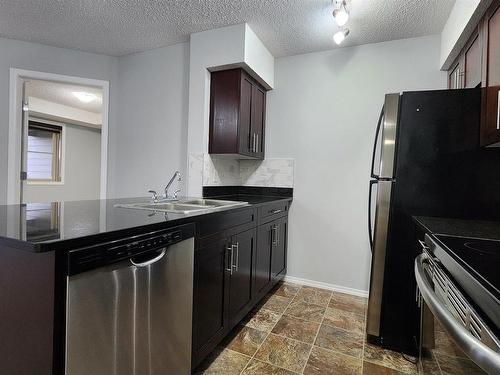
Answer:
[0, 196, 292, 254]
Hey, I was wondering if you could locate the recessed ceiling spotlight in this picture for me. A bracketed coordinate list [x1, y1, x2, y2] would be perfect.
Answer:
[333, 29, 350, 45]
[332, 0, 349, 27]
[73, 91, 98, 103]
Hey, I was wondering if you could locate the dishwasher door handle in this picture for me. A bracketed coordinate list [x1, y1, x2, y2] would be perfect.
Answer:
[131, 249, 167, 267]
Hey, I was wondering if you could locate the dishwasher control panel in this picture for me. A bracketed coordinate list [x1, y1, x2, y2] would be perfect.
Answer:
[68, 223, 194, 275]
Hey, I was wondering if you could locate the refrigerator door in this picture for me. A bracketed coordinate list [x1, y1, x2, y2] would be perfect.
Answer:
[367, 179, 394, 338]
[371, 94, 400, 180]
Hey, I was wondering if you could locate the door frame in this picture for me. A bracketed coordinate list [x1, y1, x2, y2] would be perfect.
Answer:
[7, 68, 110, 204]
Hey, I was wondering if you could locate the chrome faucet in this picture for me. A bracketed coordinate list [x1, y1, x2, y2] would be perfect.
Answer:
[164, 171, 182, 200]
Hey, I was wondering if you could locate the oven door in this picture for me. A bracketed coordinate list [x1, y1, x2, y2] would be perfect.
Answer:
[415, 251, 500, 374]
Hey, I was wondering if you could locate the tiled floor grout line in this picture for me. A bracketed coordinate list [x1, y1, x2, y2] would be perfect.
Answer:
[238, 283, 301, 375]
[299, 289, 332, 374]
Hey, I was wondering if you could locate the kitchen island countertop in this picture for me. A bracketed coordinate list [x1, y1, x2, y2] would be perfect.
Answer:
[0, 194, 292, 253]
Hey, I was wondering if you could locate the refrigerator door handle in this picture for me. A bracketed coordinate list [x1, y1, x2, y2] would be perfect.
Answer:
[368, 180, 378, 252]
[371, 108, 384, 179]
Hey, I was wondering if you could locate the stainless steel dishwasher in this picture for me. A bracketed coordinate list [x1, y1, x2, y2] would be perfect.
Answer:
[65, 223, 194, 375]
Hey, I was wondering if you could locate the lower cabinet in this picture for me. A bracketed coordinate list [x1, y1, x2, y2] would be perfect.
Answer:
[192, 228, 256, 367]
[254, 222, 273, 295]
[192, 237, 230, 366]
[271, 216, 288, 279]
[254, 216, 288, 299]
[192, 211, 289, 369]
[228, 228, 256, 326]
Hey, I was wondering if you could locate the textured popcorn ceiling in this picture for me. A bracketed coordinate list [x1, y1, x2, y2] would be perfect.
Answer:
[27, 80, 103, 113]
[0, 0, 455, 57]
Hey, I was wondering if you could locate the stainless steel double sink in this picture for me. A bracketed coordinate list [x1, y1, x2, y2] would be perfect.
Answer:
[115, 198, 248, 214]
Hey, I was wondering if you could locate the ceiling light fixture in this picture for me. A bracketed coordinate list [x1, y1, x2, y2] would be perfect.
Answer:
[73, 91, 98, 103]
[333, 29, 349, 45]
[332, 1, 349, 27]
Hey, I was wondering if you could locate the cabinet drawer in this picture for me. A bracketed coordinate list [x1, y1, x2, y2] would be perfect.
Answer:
[259, 201, 289, 224]
[197, 207, 256, 239]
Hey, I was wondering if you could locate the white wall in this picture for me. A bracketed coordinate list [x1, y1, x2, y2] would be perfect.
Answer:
[0, 37, 117, 205]
[108, 42, 190, 198]
[243, 24, 275, 90]
[266, 35, 447, 292]
[23, 124, 101, 203]
[186, 24, 275, 196]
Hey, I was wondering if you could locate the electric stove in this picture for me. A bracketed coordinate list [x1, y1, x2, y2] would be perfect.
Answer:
[426, 234, 500, 331]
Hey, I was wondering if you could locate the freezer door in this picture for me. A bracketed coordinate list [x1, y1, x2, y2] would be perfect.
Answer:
[366, 179, 393, 337]
[371, 94, 399, 180]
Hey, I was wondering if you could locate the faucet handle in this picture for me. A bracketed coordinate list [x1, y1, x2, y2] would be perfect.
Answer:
[172, 188, 181, 199]
[148, 190, 158, 202]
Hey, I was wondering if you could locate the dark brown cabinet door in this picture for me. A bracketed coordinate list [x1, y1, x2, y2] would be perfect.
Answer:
[464, 35, 481, 88]
[448, 62, 463, 89]
[251, 84, 266, 158]
[254, 223, 273, 296]
[209, 68, 266, 158]
[228, 228, 255, 324]
[209, 70, 240, 154]
[271, 217, 288, 279]
[481, 0, 500, 146]
[192, 238, 230, 365]
[239, 75, 253, 156]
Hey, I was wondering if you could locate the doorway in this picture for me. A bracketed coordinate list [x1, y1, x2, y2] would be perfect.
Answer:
[7, 69, 109, 204]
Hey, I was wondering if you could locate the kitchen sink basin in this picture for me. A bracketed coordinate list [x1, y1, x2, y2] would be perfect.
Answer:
[115, 198, 248, 214]
[179, 199, 239, 207]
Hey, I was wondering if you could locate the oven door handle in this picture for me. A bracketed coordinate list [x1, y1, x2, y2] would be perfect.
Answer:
[415, 254, 500, 374]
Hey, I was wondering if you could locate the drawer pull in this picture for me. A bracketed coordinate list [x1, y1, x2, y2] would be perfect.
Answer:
[269, 209, 283, 214]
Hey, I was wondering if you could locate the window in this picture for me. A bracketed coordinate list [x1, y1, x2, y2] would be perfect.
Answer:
[27, 121, 62, 182]
[25, 202, 61, 242]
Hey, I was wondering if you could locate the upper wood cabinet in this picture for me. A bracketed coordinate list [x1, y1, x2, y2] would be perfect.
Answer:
[448, 0, 500, 146]
[209, 68, 266, 159]
[480, 0, 500, 145]
[465, 35, 482, 88]
[447, 30, 482, 89]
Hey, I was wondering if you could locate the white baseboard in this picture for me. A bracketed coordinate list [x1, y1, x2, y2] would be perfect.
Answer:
[283, 275, 369, 298]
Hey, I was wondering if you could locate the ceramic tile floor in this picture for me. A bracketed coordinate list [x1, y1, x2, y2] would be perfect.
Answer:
[195, 282, 419, 375]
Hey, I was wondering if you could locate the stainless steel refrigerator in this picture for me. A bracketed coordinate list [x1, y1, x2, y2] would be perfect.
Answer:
[367, 88, 500, 354]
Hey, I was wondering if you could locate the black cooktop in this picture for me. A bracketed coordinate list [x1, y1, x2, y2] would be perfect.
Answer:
[435, 235, 500, 301]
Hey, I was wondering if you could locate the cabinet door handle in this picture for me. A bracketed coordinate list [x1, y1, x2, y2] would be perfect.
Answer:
[226, 245, 234, 275]
[276, 224, 280, 246]
[253, 133, 257, 153]
[497, 90, 500, 130]
[255, 133, 259, 153]
[232, 243, 239, 272]
[272, 225, 278, 246]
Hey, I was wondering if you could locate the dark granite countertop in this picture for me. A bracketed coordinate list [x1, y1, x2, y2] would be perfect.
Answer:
[413, 216, 500, 240]
[0, 195, 292, 253]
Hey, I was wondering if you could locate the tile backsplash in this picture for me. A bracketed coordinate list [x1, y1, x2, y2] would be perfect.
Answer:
[201, 155, 294, 188]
